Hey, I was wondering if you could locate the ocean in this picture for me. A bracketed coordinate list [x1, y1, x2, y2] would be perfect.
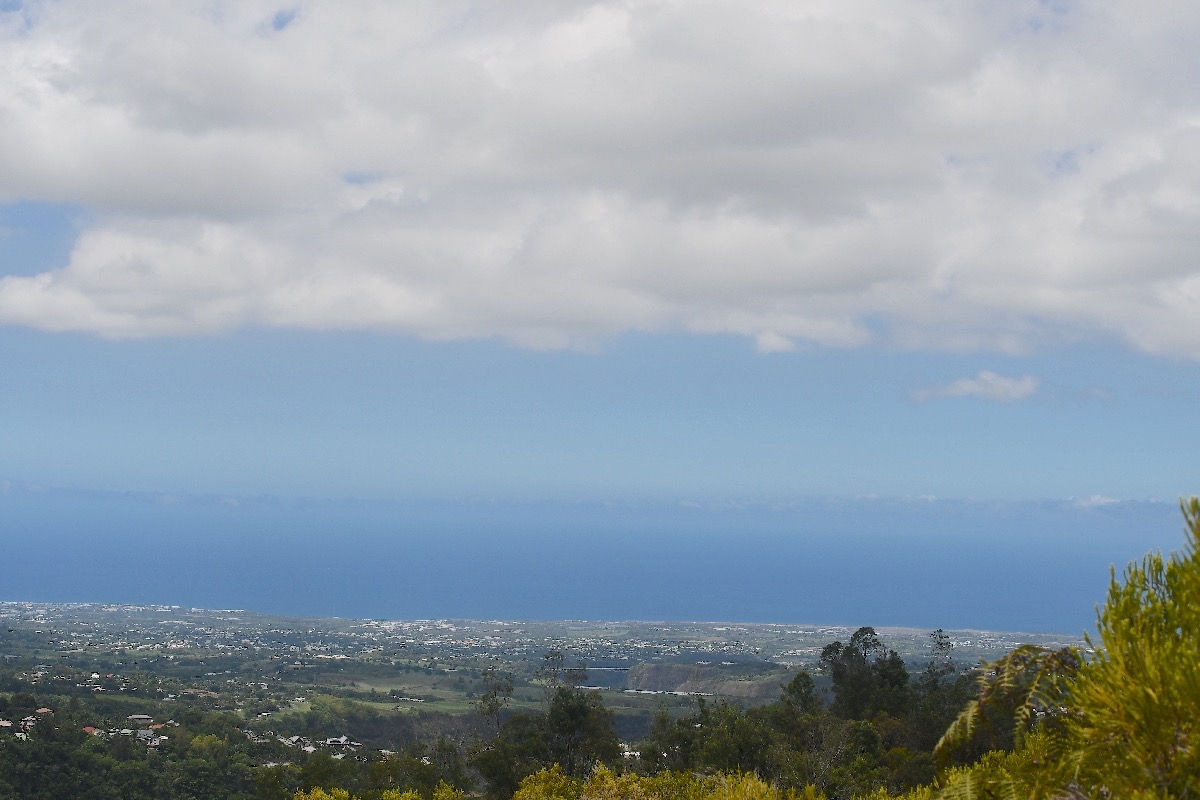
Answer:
[1, 486, 1182, 633]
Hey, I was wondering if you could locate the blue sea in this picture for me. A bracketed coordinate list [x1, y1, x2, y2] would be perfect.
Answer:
[1, 486, 1184, 634]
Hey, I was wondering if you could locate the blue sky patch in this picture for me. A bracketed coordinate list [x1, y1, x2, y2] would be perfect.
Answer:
[0, 202, 84, 276]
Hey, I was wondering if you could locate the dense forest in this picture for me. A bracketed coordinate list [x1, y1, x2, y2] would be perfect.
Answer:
[2, 499, 1198, 799]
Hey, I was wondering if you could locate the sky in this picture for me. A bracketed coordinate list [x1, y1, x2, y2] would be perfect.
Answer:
[1, 1, 1199, 630]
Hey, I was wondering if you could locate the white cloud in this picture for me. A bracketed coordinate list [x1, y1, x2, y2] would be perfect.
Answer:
[1072, 494, 1120, 508]
[754, 332, 795, 353]
[917, 370, 1040, 403]
[0, 1, 1199, 353]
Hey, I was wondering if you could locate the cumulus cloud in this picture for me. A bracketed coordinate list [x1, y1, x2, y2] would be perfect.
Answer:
[916, 370, 1040, 403]
[0, 1, 1199, 352]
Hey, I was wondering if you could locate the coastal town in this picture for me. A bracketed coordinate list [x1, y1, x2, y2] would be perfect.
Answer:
[0, 600, 1082, 759]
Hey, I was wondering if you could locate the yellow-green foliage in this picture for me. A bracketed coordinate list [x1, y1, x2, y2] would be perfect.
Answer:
[512, 765, 849, 800]
[294, 788, 352, 800]
[846, 784, 934, 800]
[933, 643, 1079, 767]
[935, 729, 1060, 800]
[380, 790, 422, 800]
[809, 786, 932, 800]
[188, 732, 228, 758]
[790, 786, 826, 800]
[1063, 497, 1200, 796]
[934, 498, 1200, 799]
[514, 765, 582, 800]
[515, 766, 792, 800]
[432, 781, 468, 800]
[637, 770, 721, 800]
[511, 763, 955, 800]
[706, 773, 778, 800]
[294, 782, 455, 800]
[580, 764, 652, 800]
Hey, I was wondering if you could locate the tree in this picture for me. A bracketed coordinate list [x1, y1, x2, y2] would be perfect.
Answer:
[294, 789, 352, 800]
[475, 669, 514, 734]
[536, 651, 587, 701]
[919, 630, 954, 693]
[870, 651, 911, 718]
[544, 685, 620, 779]
[511, 764, 580, 800]
[781, 670, 821, 717]
[819, 639, 871, 720]
[643, 700, 702, 773]
[820, 627, 910, 721]
[472, 712, 553, 800]
[692, 702, 775, 776]
[472, 684, 618, 797]
[907, 632, 973, 753]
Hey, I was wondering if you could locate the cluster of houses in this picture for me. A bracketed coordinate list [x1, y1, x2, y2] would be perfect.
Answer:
[0, 701, 367, 761]
[243, 729, 364, 758]
[80, 714, 180, 748]
[0, 706, 55, 740]
[75, 670, 137, 692]
[21, 664, 137, 693]
[0, 707, 180, 748]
